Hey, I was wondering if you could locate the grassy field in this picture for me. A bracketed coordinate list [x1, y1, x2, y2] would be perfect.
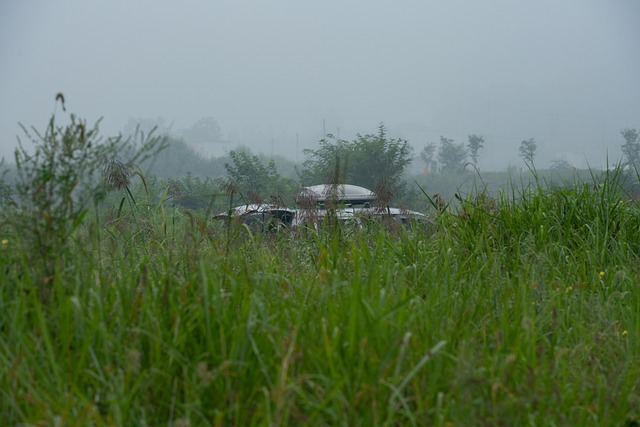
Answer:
[2, 168, 640, 425]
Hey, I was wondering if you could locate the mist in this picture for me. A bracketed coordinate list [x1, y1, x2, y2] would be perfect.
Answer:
[1, 0, 639, 171]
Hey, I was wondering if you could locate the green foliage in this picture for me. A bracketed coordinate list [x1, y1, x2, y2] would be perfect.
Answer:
[519, 137, 537, 165]
[4, 106, 165, 289]
[621, 128, 640, 168]
[10, 115, 106, 268]
[302, 124, 413, 198]
[437, 136, 467, 172]
[224, 149, 296, 204]
[410, 166, 608, 213]
[166, 173, 220, 210]
[467, 134, 484, 167]
[2, 169, 640, 425]
[300, 134, 350, 183]
[5, 102, 640, 425]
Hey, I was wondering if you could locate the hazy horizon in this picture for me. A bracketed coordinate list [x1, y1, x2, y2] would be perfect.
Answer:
[1, 0, 639, 171]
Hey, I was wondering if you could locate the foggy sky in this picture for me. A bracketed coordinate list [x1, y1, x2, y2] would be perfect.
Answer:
[1, 0, 639, 170]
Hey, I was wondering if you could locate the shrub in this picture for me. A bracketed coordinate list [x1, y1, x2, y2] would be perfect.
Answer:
[3, 101, 165, 295]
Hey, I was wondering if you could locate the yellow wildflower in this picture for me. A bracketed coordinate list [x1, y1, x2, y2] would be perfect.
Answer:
[1, 239, 7, 245]
[622, 330, 628, 337]
[599, 271, 605, 278]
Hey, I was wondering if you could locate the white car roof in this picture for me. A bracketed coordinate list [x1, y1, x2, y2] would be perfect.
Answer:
[297, 184, 376, 203]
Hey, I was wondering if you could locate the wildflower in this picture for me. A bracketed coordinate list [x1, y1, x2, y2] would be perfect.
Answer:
[622, 330, 628, 337]
[599, 271, 605, 278]
[1, 239, 7, 245]
[565, 286, 573, 293]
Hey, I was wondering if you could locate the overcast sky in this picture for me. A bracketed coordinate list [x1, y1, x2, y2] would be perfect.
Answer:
[1, 0, 639, 170]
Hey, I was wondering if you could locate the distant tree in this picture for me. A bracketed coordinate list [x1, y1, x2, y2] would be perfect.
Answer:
[519, 138, 537, 165]
[437, 136, 467, 172]
[143, 137, 227, 178]
[224, 149, 294, 204]
[300, 135, 351, 185]
[467, 134, 485, 167]
[550, 158, 573, 170]
[350, 125, 413, 192]
[186, 116, 222, 145]
[301, 124, 413, 198]
[420, 143, 437, 172]
[620, 128, 640, 168]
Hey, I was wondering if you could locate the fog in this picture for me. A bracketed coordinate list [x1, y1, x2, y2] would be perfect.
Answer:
[1, 0, 639, 171]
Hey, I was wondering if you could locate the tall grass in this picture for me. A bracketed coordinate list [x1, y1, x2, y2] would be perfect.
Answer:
[1, 113, 640, 425]
[2, 170, 640, 426]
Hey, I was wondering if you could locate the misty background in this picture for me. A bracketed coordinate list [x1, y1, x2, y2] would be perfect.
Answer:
[1, 0, 639, 171]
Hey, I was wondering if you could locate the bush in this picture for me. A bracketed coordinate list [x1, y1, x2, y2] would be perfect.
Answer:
[3, 104, 165, 295]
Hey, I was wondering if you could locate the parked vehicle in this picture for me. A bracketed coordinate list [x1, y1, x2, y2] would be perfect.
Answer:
[214, 184, 429, 229]
[213, 204, 298, 230]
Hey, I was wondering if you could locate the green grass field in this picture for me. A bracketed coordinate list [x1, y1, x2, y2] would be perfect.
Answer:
[2, 170, 640, 426]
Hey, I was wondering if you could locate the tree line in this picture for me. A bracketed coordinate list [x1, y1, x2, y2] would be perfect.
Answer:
[2, 104, 640, 211]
